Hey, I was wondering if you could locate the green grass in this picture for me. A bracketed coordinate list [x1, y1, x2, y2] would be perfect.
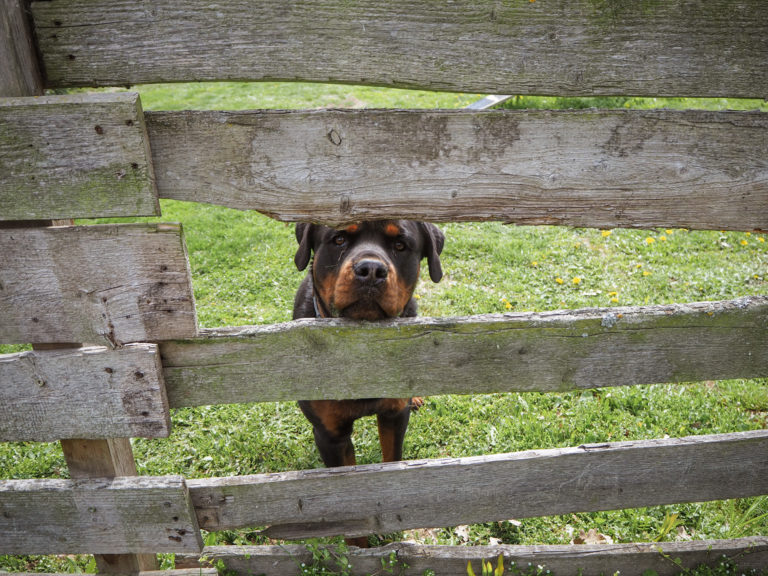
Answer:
[1, 83, 767, 576]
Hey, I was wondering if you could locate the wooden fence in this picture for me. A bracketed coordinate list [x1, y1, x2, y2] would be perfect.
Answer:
[1, 1, 767, 574]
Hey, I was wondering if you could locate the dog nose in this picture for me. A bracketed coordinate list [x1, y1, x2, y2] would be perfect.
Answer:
[353, 259, 388, 284]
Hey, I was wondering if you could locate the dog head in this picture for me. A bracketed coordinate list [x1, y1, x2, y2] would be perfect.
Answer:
[294, 221, 444, 320]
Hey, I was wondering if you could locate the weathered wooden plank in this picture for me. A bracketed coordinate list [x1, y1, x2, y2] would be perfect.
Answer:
[0, 475, 203, 554]
[60, 436, 160, 572]
[0, 223, 197, 346]
[0, 93, 160, 221]
[12, 571, 218, 576]
[146, 108, 768, 230]
[0, 343, 170, 441]
[197, 537, 768, 576]
[161, 297, 768, 407]
[0, 0, 44, 97]
[31, 0, 768, 97]
[186, 431, 768, 538]
[12, 572, 217, 576]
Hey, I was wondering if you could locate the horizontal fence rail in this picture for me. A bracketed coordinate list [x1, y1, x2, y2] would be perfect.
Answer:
[0, 475, 202, 554]
[0, 93, 159, 221]
[0, 223, 197, 346]
[0, 343, 169, 442]
[2, 432, 766, 551]
[147, 108, 768, 230]
[187, 430, 768, 538]
[31, 0, 768, 97]
[4, 95, 766, 229]
[2, 297, 764, 441]
[194, 538, 768, 576]
[160, 297, 768, 407]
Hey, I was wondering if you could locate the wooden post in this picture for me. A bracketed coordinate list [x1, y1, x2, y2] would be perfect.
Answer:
[60, 439, 160, 572]
[0, 0, 43, 96]
[0, 2, 159, 571]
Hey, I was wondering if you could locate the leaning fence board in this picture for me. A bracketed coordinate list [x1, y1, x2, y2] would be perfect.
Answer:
[197, 537, 768, 576]
[32, 0, 768, 97]
[161, 297, 768, 407]
[187, 431, 768, 538]
[146, 108, 768, 230]
[0, 93, 159, 221]
[0, 475, 203, 554]
[0, 223, 197, 346]
[0, 343, 169, 441]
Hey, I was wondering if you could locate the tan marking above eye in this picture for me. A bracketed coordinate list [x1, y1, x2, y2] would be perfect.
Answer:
[384, 223, 401, 237]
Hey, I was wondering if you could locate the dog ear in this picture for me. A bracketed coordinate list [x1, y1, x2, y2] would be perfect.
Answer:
[419, 223, 445, 283]
[294, 223, 314, 271]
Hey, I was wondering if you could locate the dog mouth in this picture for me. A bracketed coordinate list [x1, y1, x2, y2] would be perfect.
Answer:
[332, 280, 408, 319]
[336, 294, 392, 320]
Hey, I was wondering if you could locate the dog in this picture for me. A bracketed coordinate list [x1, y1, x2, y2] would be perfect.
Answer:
[293, 220, 444, 471]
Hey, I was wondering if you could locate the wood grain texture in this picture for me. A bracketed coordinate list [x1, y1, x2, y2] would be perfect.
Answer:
[60, 437, 159, 572]
[146, 108, 768, 230]
[0, 343, 170, 441]
[161, 297, 768, 407]
[0, 93, 160, 221]
[0, 475, 203, 554]
[31, 0, 768, 97]
[11, 572, 217, 576]
[0, 0, 43, 97]
[198, 537, 768, 576]
[186, 430, 768, 537]
[0, 223, 197, 346]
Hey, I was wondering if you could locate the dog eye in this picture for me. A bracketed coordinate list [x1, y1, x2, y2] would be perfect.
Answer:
[394, 240, 407, 252]
[333, 234, 346, 246]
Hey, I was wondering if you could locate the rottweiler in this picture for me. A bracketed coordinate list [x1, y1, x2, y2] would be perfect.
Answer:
[293, 221, 444, 470]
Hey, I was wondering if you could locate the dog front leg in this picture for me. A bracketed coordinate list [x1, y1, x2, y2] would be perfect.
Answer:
[376, 407, 411, 462]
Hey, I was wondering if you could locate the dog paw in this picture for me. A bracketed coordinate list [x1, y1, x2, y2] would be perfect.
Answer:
[410, 397, 425, 411]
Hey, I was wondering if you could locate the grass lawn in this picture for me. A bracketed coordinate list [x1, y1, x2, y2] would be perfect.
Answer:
[1, 83, 767, 575]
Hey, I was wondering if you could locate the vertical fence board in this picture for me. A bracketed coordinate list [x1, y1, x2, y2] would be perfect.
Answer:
[0, 0, 43, 96]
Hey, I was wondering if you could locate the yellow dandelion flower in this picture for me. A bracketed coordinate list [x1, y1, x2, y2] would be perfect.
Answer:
[643, 270, 651, 277]
[758, 237, 765, 243]
[608, 291, 618, 297]
[660, 235, 667, 241]
[601, 230, 612, 237]
[746, 232, 752, 236]
[665, 229, 674, 235]
[636, 263, 643, 268]
[555, 277, 564, 284]
[531, 261, 538, 267]
[645, 237, 655, 244]
[413, 294, 421, 300]
[611, 297, 619, 303]
[505, 302, 513, 310]
[741, 240, 749, 246]
[572, 277, 581, 285]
